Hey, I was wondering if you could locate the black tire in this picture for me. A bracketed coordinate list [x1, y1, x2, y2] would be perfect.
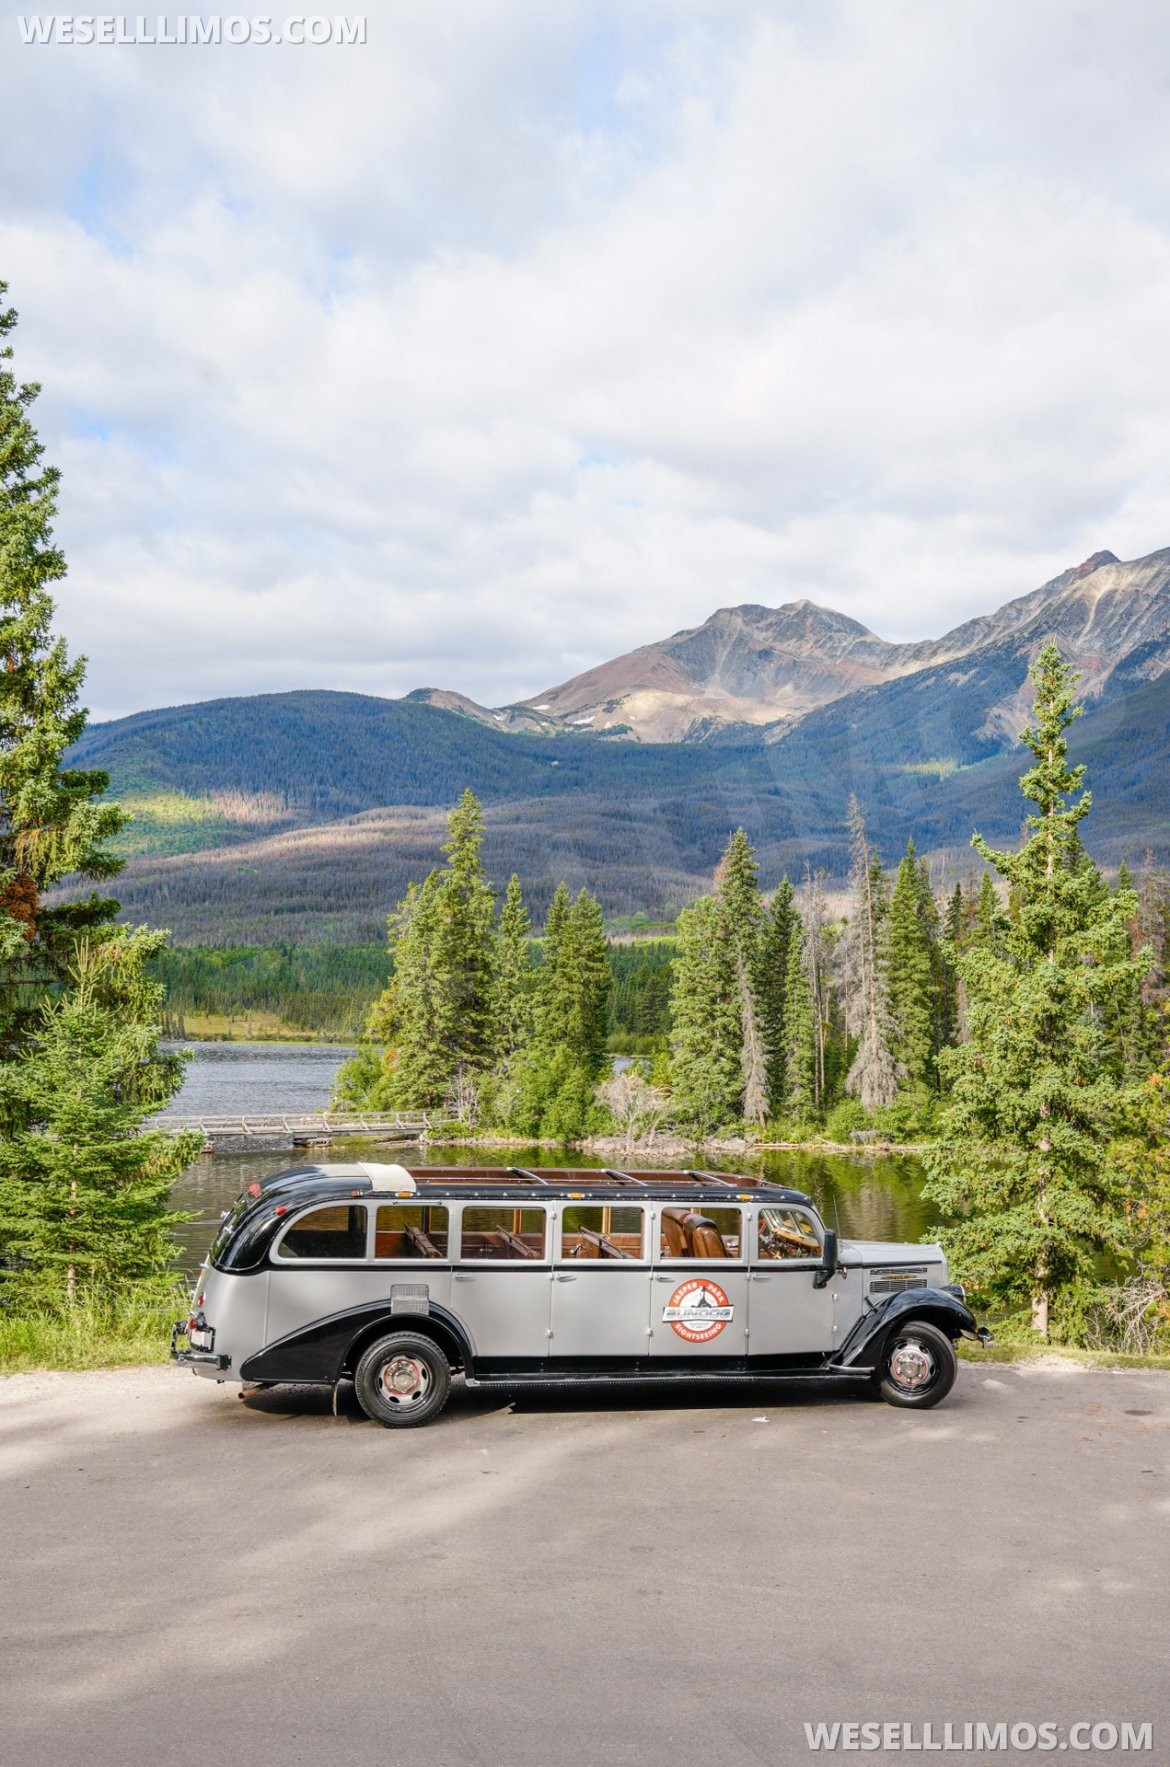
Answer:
[876, 1319, 957, 1410]
[354, 1332, 451, 1428]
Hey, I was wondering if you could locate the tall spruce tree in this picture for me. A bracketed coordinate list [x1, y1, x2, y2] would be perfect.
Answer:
[779, 906, 817, 1118]
[669, 894, 741, 1136]
[715, 828, 768, 1126]
[431, 788, 496, 1084]
[759, 876, 795, 1115]
[562, 888, 611, 1078]
[841, 797, 900, 1109]
[923, 644, 1149, 1338]
[499, 881, 610, 1141]
[535, 881, 572, 1048]
[800, 867, 835, 1111]
[0, 289, 193, 1307]
[0, 287, 124, 1061]
[364, 873, 449, 1108]
[971, 871, 1005, 954]
[938, 883, 964, 1054]
[493, 873, 535, 1063]
[886, 839, 936, 1092]
[353, 791, 496, 1111]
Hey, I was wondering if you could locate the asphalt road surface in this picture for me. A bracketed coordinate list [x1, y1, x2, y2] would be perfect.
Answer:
[2, 1361, 1168, 1767]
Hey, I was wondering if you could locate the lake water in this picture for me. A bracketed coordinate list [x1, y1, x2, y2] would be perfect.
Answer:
[168, 1043, 933, 1270]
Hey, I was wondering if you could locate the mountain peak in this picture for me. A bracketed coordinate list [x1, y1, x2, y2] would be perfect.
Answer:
[1067, 549, 1119, 581]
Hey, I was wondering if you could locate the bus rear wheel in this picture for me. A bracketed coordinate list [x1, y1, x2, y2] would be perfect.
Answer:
[354, 1332, 451, 1428]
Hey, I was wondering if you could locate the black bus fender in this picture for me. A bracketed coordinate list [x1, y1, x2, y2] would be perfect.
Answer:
[833, 1288, 989, 1372]
[239, 1299, 475, 1386]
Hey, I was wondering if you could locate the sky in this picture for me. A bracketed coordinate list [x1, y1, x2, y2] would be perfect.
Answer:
[4, 0, 1170, 723]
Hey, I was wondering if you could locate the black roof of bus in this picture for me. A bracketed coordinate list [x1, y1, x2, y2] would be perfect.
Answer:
[208, 1166, 819, 1272]
[245, 1165, 814, 1207]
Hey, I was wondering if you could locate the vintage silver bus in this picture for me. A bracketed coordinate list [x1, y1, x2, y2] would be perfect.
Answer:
[172, 1162, 991, 1425]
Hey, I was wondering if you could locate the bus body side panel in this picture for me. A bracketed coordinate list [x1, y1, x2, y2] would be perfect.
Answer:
[265, 1265, 455, 1350]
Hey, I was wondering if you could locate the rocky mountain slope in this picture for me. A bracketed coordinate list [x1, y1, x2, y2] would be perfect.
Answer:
[62, 545, 1170, 941]
[412, 546, 1170, 744]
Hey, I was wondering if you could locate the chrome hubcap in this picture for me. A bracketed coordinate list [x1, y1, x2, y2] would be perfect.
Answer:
[889, 1338, 935, 1390]
[378, 1355, 430, 1406]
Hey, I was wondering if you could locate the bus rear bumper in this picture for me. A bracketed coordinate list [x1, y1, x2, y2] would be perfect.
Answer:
[171, 1319, 232, 1375]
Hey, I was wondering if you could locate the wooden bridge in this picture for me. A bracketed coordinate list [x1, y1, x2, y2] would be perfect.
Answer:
[150, 1111, 444, 1150]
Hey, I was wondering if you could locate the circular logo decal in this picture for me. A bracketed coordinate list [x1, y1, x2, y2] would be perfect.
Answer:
[663, 1278, 734, 1343]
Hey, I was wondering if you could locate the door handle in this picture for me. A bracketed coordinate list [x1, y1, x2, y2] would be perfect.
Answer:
[653, 1275, 673, 1283]
[453, 1274, 476, 1282]
[750, 1274, 773, 1282]
[554, 1274, 577, 1283]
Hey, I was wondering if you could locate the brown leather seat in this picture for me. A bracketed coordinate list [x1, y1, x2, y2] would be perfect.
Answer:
[689, 1218, 728, 1258]
[661, 1209, 691, 1257]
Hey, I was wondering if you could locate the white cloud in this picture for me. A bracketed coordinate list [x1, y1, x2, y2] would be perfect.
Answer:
[2, 0, 1170, 719]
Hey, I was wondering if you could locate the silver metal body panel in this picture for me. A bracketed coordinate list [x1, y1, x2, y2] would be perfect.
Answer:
[447, 1202, 551, 1358]
[746, 1266, 846, 1354]
[189, 1263, 268, 1380]
[266, 1266, 454, 1347]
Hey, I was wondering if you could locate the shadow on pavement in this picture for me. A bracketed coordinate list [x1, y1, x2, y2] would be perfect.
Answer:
[239, 1373, 872, 1425]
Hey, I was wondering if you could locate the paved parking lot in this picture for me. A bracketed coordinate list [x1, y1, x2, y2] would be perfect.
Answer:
[1, 1361, 1167, 1767]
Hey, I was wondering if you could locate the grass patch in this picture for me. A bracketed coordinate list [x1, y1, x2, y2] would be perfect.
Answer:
[0, 1292, 181, 1374]
[113, 789, 292, 858]
[957, 1340, 1170, 1372]
[895, 759, 964, 780]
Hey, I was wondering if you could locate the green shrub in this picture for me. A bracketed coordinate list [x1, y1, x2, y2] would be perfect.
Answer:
[824, 1100, 873, 1142]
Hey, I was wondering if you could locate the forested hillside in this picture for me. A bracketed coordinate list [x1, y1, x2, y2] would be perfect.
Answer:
[65, 668, 1170, 943]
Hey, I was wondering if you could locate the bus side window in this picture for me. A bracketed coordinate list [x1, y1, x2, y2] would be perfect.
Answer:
[658, 1206, 743, 1260]
[277, 1204, 369, 1260]
[459, 1207, 547, 1260]
[561, 1205, 645, 1260]
[374, 1205, 450, 1260]
[757, 1208, 822, 1261]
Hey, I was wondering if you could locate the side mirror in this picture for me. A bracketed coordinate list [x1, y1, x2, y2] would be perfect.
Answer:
[812, 1228, 838, 1290]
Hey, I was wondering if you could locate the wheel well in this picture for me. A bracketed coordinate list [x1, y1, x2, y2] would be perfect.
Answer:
[342, 1313, 466, 1377]
[881, 1311, 962, 1348]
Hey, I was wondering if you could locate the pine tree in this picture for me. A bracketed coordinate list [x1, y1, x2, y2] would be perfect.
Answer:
[886, 839, 936, 1092]
[0, 932, 201, 1307]
[562, 888, 610, 1078]
[1105, 862, 1154, 1081]
[800, 867, 835, 1111]
[535, 881, 573, 1049]
[431, 788, 496, 1086]
[0, 287, 125, 1061]
[759, 876, 795, 1115]
[493, 873, 535, 1062]
[841, 798, 900, 1108]
[0, 291, 193, 1308]
[351, 791, 497, 1111]
[668, 894, 741, 1136]
[923, 644, 1149, 1339]
[715, 828, 767, 1126]
[915, 853, 950, 1080]
[495, 880, 611, 1141]
[971, 871, 1004, 954]
[779, 906, 817, 1117]
[938, 882, 963, 1055]
[366, 873, 450, 1108]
